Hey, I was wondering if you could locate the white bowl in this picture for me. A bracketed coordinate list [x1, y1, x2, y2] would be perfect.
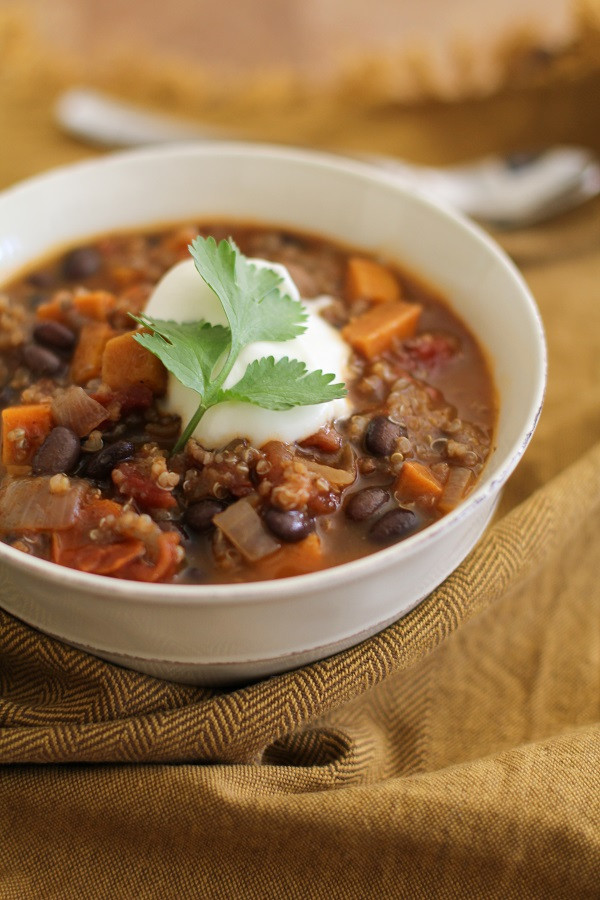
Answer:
[0, 144, 546, 684]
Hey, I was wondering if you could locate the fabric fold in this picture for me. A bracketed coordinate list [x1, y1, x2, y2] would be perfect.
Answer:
[2, 438, 599, 765]
[2, 33, 600, 895]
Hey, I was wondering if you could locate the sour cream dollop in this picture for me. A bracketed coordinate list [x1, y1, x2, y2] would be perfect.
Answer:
[144, 258, 351, 448]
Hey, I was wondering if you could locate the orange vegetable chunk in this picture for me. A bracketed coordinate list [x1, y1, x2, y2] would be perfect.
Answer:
[1, 404, 53, 467]
[395, 460, 443, 502]
[253, 533, 323, 580]
[122, 531, 182, 583]
[346, 256, 401, 304]
[101, 331, 167, 395]
[36, 296, 71, 323]
[342, 300, 422, 359]
[71, 322, 116, 385]
[54, 535, 146, 575]
[73, 290, 116, 321]
[52, 498, 182, 582]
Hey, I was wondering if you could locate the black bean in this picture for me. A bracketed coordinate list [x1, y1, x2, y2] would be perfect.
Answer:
[27, 269, 55, 289]
[32, 320, 76, 351]
[85, 440, 135, 480]
[369, 507, 418, 543]
[364, 415, 405, 457]
[21, 343, 61, 375]
[344, 486, 389, 521]
[263, 508, 315, 543]
[184, 499, 227, 533]
[62, 246, 102, 280]
[32, 426, 80, 475]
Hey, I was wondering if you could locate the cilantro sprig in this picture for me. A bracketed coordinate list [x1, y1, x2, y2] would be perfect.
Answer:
[132, 236, 347, 452]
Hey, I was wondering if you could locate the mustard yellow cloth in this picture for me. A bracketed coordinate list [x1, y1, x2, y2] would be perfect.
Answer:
[1, 18, 599, 899]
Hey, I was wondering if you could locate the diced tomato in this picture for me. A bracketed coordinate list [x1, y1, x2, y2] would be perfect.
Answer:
[91, 383, 154, 415]
[115, 384, 154, 414]
[52, 497, 181, 582]
[52, 499, 138, 573]
[299, 425, 343, 454]
[261, 441, 293, 484]
[112, 461, 177, 509]
[395, 333, 458, 370]
[307, 490, 340, 515]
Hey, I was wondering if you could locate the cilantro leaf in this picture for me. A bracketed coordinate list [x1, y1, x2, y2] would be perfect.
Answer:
[220, 356, 347, 410]
[132, 316, 230, 402]
[130, 237, 347, 452]
[189, 236, 308, 358]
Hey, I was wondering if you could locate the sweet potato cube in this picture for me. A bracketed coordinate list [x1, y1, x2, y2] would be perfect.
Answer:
[71, 322, 115, 385]
[342, 300, 422, 359]
[36, 295, 71, 323]
[1, 404, 53, 467]
[395, 460, 443, 502]
[346, 257, 401, 304]
[101, 331, 167, 395]
[254, 533, 323, 580]
[73, 290, 116, 321]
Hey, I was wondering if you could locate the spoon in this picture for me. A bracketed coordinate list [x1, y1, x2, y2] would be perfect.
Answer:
[55, 88, 600, 230]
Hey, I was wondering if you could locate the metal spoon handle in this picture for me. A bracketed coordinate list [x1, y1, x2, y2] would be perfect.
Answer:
[55, 88, 600, 229]
[56, 88, 226, 146]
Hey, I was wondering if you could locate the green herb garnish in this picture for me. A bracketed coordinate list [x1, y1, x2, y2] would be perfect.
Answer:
[132, 236, 347, 452]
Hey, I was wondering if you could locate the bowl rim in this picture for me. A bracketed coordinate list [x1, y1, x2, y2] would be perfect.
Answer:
[0, 141, 547, 605]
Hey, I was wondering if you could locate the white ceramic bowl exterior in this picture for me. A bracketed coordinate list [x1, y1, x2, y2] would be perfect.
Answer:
[0, 145, 546, 684]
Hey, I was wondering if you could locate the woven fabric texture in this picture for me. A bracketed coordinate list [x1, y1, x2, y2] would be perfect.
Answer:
[1, 18, 600, 898]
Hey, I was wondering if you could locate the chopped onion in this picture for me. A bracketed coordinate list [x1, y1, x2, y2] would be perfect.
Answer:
[438, 467, 473, 513]
[338, 443, 358, 473]
[214, 498, 280, 562]
[52, 386, 107, 437]
[302, 459, 356, 486]
[0, 477, 88, 532]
